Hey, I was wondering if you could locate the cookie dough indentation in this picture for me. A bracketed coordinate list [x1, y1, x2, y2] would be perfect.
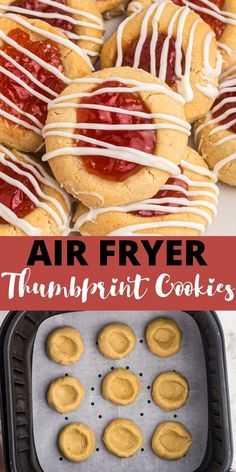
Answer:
[98, 323, 136, 359]
[102, 368, 141, 405]
[152, 371, 189, 412]
[152, 422, 192, 460]
[58, 423, 96, 462]
[47, 376, 85, 414]
[46, 327, 84, 365]
[146, 318, 182, 357]
[103, 418, 143, 457]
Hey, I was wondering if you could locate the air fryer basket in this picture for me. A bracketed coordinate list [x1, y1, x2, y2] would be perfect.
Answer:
[0, 311, 233, 472]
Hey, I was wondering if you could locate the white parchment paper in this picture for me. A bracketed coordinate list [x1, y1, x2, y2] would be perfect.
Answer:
[32, 311, 208, 472]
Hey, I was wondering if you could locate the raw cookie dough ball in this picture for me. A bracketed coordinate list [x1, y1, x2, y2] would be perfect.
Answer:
[152, 372, 189, 412]
[46, 327, 84, 365]
[98, 323, 136, 359]
[103, 418, 143, 457]
[152, 422, 192, 460]
[47, 376, 85, 414]
[102, 368, 141, 406]
[146, 318, 182, 357]
[58, 423, 96, 462]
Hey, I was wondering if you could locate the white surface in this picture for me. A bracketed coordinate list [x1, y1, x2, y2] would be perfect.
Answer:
[0, 310, 235, 470]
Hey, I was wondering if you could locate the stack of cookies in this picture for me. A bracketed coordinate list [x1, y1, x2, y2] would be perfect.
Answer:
[0, 0, 235, 235]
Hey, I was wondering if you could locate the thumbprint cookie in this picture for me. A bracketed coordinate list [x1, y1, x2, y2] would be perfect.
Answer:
[97, 0, 130, 18]
[44, 66, 190, 208]
[0, 144, 71, 235]
[0, 0, 104, 63]
[0, 14, 92, 153]
[195, 66, 236, 185]
[101, 0, 222, 123]
[73, 147, 218, 236]
[128, 0, 236, 71]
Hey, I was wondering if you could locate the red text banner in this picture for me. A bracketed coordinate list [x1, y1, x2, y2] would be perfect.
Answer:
[0, 237, 235, 310]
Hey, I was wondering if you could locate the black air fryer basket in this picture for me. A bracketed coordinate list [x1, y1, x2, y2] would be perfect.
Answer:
[0, 311, 233, 472]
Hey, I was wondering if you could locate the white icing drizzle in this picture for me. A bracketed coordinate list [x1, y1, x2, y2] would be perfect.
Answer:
[0, 2, 104, 59]
[122, 0, 221, 103]
[0, 145, 71, 235]
[195, 66, 236, 175]
[129, 0, 236, 26]
[4, 13, 93, 67]
[43, 78, 191, 175]
[0, 13, 94, 138]
[74, 158, 218, 235]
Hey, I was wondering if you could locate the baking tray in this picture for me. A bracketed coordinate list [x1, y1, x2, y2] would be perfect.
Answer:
[32, 311, 208, 472]
[0, 311, 233, 472]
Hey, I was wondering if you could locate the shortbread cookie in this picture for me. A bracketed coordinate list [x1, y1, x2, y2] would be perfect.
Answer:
[0, 14, 92, 152]
[128, 0, 236, 71]
[44, 66, 189, 208]
[152, 422, 192, 460]
[97, 0, 130, 17]
[146, 318, 182, 357]
[47, 376, 85, 413]
[58, 423, 96, 462]
[73, 147, 218, 236]
[195, 66, 236, 186]
[102, 368, 141, 405]
[152, 371, 189, 412]
[98, 322, 136, 359]
[0, 144, 71, 236]
[101, 0, 222, 123]
[46, 326, 84, 365]
[103, 418, 143, 457]
[0, 0, 104, 63]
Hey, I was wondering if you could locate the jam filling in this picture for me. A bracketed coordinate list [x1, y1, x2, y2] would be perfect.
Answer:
[173, 0, 225, 39]
[0, 28, 64, 126]
[212, 90, 236, 134]
[122, 33, 183, 87]
[0, 161, 39, 224]
[12, 0, 74, 35]
[134, 177, 188, 217]
[76, 81, 156, 182]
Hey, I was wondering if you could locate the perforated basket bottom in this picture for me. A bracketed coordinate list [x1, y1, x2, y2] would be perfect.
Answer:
[32, 311, 208, 472]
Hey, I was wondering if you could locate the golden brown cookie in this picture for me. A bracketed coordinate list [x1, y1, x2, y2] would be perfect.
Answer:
[146, 318, 182, 357]
[46, 326, 84, 365]
[0, 145, 71, 236]
[0, 0, 104, 63]
[152, 371, 189, 412]
[102, 368, 141, 405]
[195, 66, 236, 186]
[98, 322, 136, 359]
[47, 376, 85, 413]
[152, 422, 192, 460]
[97, 0, 130, 17]
[73, 147, 218, 236]
[101, 0, 222, 123]
[0, 14, 92, 152]
[44, 66, 189, 208]
[58, 423, 96, 462]
[128, 0, 236, 71]
[103, 418, 143, 457]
